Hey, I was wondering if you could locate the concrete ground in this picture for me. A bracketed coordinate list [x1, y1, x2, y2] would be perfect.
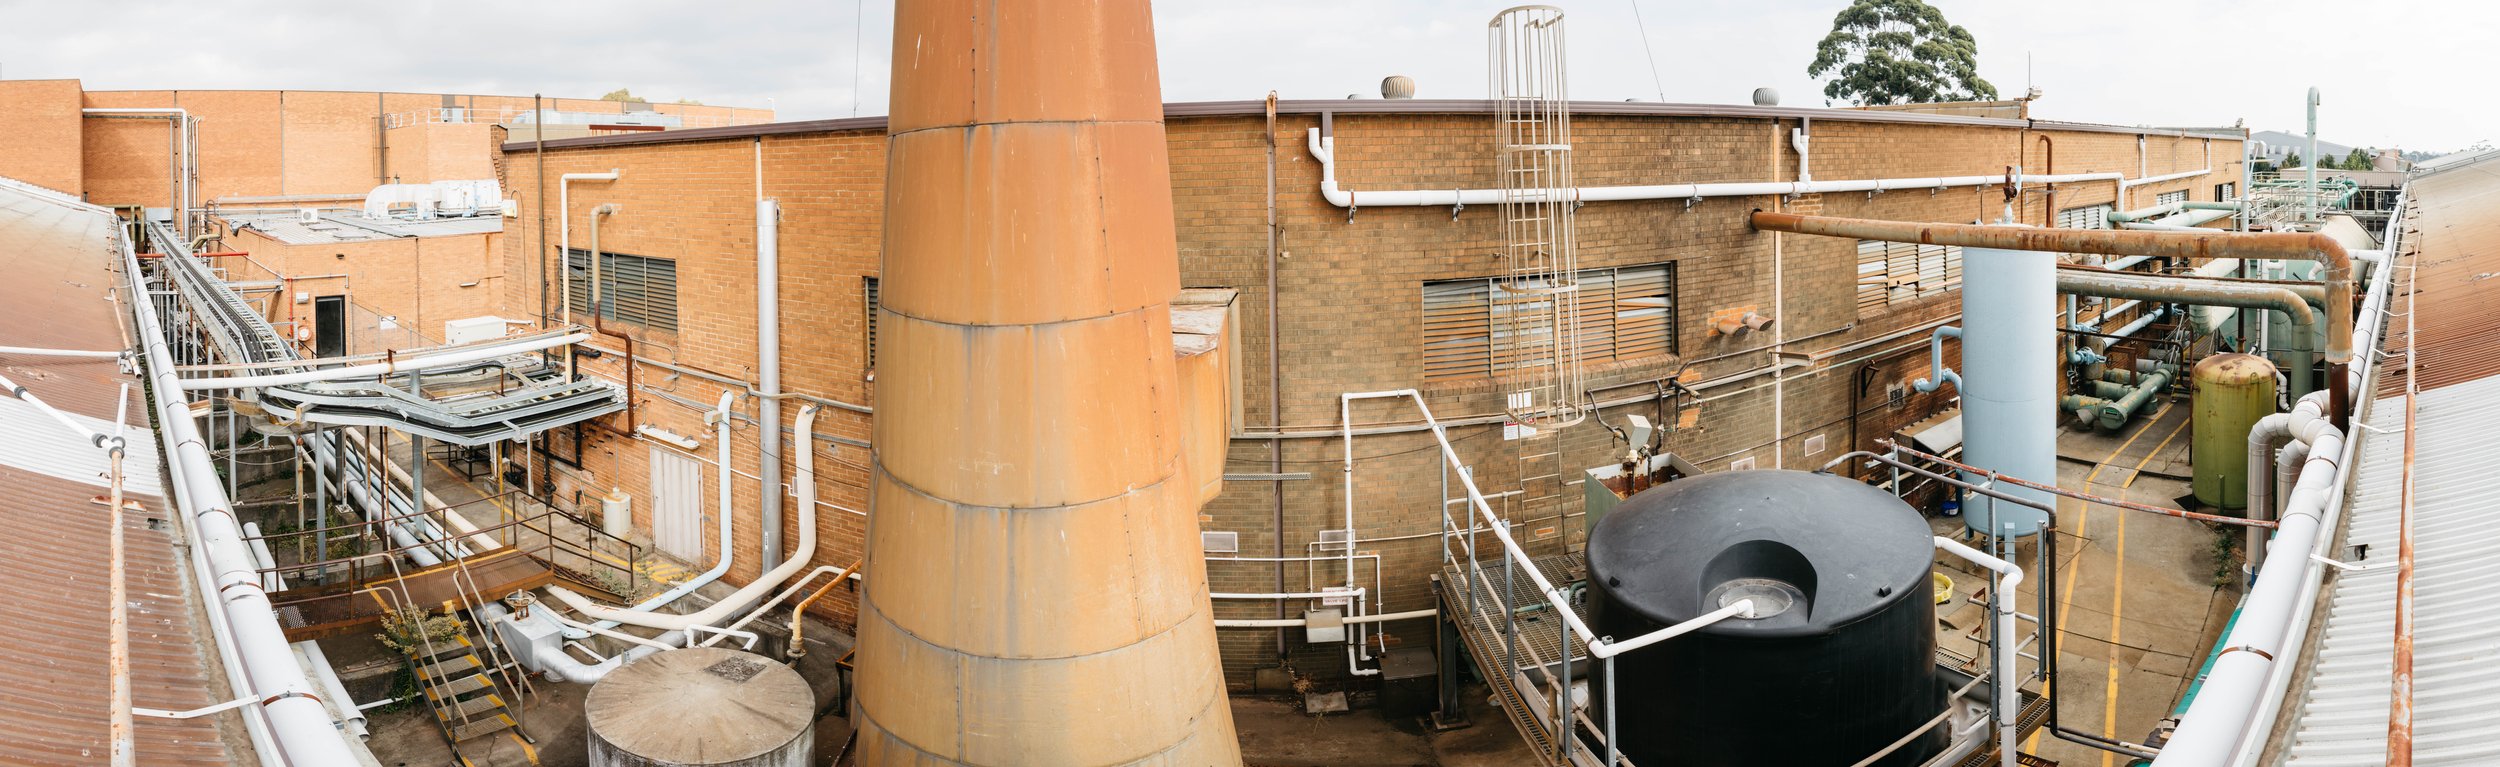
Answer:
[1929, 398, 2243, 767]
[1235, 684, 1536, 767]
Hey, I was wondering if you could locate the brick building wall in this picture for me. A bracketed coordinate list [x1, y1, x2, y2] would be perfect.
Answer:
[0, 80, 87, 194]
[494, 103, 2243, 687]
[0, 81, 770, 203]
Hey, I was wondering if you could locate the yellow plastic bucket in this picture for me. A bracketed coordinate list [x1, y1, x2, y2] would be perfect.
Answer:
[1932, 572, 1955, 605]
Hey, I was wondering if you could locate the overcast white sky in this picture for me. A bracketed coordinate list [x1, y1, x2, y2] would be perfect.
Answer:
[0, 1, 2479, 150]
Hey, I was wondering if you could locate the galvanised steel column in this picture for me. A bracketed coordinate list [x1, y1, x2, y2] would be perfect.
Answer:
[851, 0, 1242, 763]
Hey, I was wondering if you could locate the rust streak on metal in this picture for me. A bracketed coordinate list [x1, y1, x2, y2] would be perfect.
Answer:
[1879, 440, 2279, 528]
[851, 0, 1242, 763]
[1754, 211, 2357, 426]
[2387, 237, 2420, 767]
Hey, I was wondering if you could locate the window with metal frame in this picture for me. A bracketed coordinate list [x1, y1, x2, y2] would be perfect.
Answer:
[1421, 262, 1676, 381]
[1856, 240, 1961, 315]
[2156, 189, 2189, 207]
[564, 248, 679, 332]
[2215, 182, 2237, 202]
[863, 276, 880, 371]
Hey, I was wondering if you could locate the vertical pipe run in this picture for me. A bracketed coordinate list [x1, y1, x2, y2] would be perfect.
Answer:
[851, 1, 1240, 763]
[758, 196, 783, 569]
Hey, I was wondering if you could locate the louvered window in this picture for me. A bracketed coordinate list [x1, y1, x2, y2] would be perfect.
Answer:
[564, 249, 678, 332]
[863, 277, 881, 371]
[2056, 203, 2112, 230]
[1422, 262, 1676, 382]
[2156, 190, 2189, 207]
[1856, 240, 1961, 315]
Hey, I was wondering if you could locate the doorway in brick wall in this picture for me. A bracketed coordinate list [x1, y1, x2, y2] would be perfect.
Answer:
[650, 446, 705, 562]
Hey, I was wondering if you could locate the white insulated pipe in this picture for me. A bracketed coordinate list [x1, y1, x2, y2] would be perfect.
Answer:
[546, 390, 742, 629]
[178, 332, 590, 390]
[557, 170, 620, 327]
[2151, 419, 2344, 766]
[756, 199, 784, 570]
[123, 239, 361, 765]
[1934, 535, 2025, 767]
[1308, 128, 2205, 212]
[1912, 326, 1962, 392]
[556, 404, 819, 631]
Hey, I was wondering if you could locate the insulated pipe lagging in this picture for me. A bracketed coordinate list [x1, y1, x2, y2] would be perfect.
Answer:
[122, 239, 360, 764]
[2095, 367, 2171, 431]
[2151, 421, 2344, 765]
[1913, 326, 1962, 392]
[178, 332, 591, 390]
[550, 390, 737, 638]
[551, 403, 820, 631]
[756, 199, 783, 570]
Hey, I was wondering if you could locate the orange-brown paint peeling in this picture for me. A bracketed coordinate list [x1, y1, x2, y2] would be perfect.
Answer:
[850, 0, 1244, 764]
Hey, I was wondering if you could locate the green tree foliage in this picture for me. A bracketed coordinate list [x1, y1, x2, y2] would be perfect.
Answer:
[2284, 150, 2303, 170]
[2345, 148, 2372, 170]
[600, 88, 643, 103]
[1808, 0, 1997, 106]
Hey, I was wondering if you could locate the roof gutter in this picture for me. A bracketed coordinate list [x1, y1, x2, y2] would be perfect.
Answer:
[1749, 211, 2354, 426]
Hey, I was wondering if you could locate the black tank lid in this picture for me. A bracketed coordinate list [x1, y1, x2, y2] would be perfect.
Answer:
[1585, 469, 1933, 638]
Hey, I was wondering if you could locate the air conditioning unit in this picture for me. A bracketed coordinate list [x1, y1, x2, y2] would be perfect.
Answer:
[298, 208, 320, 224]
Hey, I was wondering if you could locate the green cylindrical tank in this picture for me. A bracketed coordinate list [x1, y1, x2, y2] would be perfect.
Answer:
[2191, 353, 2280, 511]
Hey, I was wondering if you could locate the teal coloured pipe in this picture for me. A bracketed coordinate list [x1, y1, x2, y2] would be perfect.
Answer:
[2108, 201, 2186, 222]
[2095, 367, 2173, 431]
[1913, 325, 1962, 393]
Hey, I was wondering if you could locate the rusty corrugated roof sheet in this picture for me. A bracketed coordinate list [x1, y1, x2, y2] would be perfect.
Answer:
[2375, 161, 2500, 395]
[0, 179, 241, 764]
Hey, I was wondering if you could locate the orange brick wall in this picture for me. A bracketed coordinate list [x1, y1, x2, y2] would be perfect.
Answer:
[497, 108, 2244, 684]
[0, 80, 87, 194]
[212, 226, 507, 348]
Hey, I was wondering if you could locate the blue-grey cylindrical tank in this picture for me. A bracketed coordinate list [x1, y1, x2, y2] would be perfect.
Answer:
[1586, 470, 1943, 767]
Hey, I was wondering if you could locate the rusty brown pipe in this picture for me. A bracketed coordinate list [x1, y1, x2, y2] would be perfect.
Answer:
[2055, 269, 2317, 326]
[781, 558, 863, 660]
[1752, 210, 2354, 424]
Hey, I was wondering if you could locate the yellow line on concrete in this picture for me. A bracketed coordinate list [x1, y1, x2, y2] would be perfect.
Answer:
[2098, 414, 2190, 767]
[2031, 402, 2168, 755]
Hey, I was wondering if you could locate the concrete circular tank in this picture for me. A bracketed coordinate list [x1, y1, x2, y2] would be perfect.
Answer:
[1586, 470, 1944, 766]
[586, 647, 813, 767]
[2191, 352, 2279, 511]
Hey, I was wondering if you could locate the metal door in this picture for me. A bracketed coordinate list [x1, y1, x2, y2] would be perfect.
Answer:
[649, 446, 704, 561]
[313, 296, 346, 357]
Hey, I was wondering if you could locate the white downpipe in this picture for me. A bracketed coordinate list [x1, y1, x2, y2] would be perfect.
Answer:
[545, 391, 743, 630]
[557, 170, 621, 328]
[1308, 128, 2206, 212]
[1934, 535, 2025, 767]
[178, 332, 590, 390]
[555, 404, 819, 631]
[756, 198, 784, 570]
[124, 238, 361, 764]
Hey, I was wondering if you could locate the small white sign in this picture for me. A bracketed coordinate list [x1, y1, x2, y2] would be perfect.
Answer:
[1503, 421, 1539, 441]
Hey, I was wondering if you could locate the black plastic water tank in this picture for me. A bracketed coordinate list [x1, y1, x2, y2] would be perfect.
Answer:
[1585, 469, 1943, 767]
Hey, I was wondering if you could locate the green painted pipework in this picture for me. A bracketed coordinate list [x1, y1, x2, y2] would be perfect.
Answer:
[2095, 366, 2173, 432]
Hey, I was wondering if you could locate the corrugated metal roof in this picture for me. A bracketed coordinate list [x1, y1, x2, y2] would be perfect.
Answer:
[2278, 375, 2500, 765]
[0, 179, 240, 764]
[2376, 161, 2500, 394]
[221, 209, 501, 245]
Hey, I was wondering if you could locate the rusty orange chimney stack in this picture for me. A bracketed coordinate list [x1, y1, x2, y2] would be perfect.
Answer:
[852, 0, 1243, 763]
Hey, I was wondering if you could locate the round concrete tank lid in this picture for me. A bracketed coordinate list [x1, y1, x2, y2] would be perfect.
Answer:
[586, 647, 813, 762]
[2193, 352, 2277, 384]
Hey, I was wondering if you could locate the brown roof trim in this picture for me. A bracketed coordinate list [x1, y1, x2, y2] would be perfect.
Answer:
[505, 98, 2241, 153]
